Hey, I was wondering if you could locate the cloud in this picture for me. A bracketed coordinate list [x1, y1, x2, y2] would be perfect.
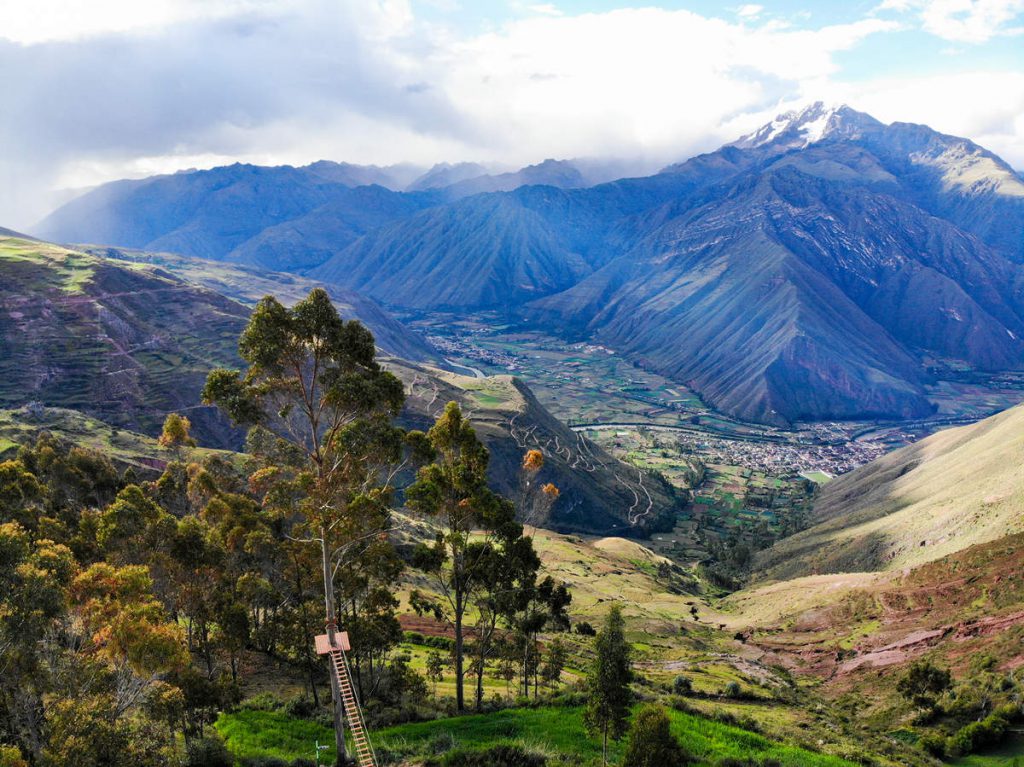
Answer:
[877, 0, 1024, 42]
[736, 4, 765, 19]
[0, 0, 1019, 229]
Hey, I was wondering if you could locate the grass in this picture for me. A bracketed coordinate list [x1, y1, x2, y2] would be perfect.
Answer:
[217, 704, 859, 766]
[215, 709, 336, 763]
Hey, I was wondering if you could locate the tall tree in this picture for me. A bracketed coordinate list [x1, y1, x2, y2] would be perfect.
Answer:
[406, 401, 528, 712]
[202, 288, 405, 765]
[584, 605, 633, 766]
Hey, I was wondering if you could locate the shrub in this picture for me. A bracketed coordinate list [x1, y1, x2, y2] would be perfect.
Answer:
[282, 695, 317, 719]
[0, 745, 27, 767]
[622, 704, 693, 767]
[672, 675, 693, 696]
[947, 709, 1011, 757]
[574, 621, 596, 636]
[186, 735, 233, 767]
[722, 681, 742, 698]
[239, 692, 285, 712]
[239, 758, 287, 767]
[917, 733, 946, 757]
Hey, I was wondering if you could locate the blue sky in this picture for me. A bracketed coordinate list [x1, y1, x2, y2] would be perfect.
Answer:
[0, 0, 1022, 227]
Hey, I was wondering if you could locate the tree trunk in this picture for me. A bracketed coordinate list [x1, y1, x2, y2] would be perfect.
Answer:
[322, 532, 348, 766]
[454, 597, 465, 711]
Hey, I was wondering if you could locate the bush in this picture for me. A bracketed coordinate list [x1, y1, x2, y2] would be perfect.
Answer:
[239, 758, 287, 767]
[574, 621, 596, 636]
[917, 733, 946, 757]
[186, 735, 233, 767]
[0, 745, 27, 767]
[283, 695, 317, 719]
[239, 692, 285, 712]
[672, 675, 692, 696]
[722, 681, 742, 698]
[622, 704, 693, 767]
[947, 709, 1011, 757]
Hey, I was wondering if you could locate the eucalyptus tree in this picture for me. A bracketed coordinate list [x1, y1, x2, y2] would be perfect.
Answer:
[202, 288, 405, 765]
[406, 401, 535, 712]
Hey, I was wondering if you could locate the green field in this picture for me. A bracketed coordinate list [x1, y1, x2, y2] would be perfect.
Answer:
[217, 704, 859, 766]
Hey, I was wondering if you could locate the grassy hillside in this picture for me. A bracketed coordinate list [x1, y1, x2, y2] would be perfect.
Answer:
[0, 406, 234, 471]
[752, 402, 1024, 581]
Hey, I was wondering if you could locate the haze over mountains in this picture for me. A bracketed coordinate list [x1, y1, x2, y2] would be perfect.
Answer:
[37, 103, 1024, 425]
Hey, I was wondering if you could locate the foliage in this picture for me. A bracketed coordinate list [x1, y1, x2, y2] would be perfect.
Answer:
[622, 705, 692, 767]
[584, 605, 632, 765]
[897, 661, 952, 712]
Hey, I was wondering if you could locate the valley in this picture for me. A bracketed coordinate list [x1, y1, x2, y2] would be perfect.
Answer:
[6, 92, 1024, 767]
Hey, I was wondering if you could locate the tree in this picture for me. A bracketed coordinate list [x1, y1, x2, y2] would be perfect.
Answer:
[622, 705, 691, 767]
[202, 288, 405, 766]
[898, 660, 952, 713]
[159, 413, 197, 451]
[406, 402, 528, 712]
[541, 637, 568, 693]
[584, 605, 632, 766]
[426, 652, 446, 695]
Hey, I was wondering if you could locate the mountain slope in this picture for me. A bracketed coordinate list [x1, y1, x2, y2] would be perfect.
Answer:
[0, 235, 247, 446]
[528, 161, 1024, 423]
[385, 357, 681, 534]
[35, 104, 1024, 426]
[36, 164, 436, 271]
[220, 185, 438, 271]
[82, 245, 438, 363]
[751, 401, 1024, 581]
[310, 188, 613, 309]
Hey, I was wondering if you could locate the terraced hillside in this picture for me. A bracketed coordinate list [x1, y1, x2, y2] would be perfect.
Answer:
[0, 236, 247, 446]
[751, 402, 1024, 581]
[82, 245, 438, 362]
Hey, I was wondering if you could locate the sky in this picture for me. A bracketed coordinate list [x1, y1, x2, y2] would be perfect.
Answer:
[0, 0, 1023, 228]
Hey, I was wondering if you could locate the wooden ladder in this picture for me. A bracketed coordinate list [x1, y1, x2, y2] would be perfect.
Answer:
[316, 632, 377, 767]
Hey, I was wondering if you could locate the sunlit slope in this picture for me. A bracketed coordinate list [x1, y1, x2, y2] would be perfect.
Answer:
[753, 403, 1024, 581]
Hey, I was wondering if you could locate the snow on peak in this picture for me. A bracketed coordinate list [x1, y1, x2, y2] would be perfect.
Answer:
[731, 102, 871, 151]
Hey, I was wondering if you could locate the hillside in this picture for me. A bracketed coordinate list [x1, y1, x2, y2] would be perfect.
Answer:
[0, 235, 672, 537]
[35, 163, 438, 269]
[309, 188, 613, 310]
[0, 235, 248, 446]
[82, 245, 438, 363]
[751, 401, 1024, 581]
[385, 357, 682, 534]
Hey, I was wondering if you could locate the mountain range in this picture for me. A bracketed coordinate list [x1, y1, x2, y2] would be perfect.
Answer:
[36, 103, 1024, 425]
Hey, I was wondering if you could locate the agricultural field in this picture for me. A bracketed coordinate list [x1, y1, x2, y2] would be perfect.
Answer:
[406, 311, 1024, 485]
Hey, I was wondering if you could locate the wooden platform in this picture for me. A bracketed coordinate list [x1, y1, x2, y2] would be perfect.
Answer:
[314, 631, 351, 655]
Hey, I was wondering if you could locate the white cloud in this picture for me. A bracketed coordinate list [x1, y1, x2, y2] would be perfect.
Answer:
[877, 0, 1024, 42]
[829, 71, 1024, 166]
[737, 4, 765, 19]
[0, 0, 1021, 229]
